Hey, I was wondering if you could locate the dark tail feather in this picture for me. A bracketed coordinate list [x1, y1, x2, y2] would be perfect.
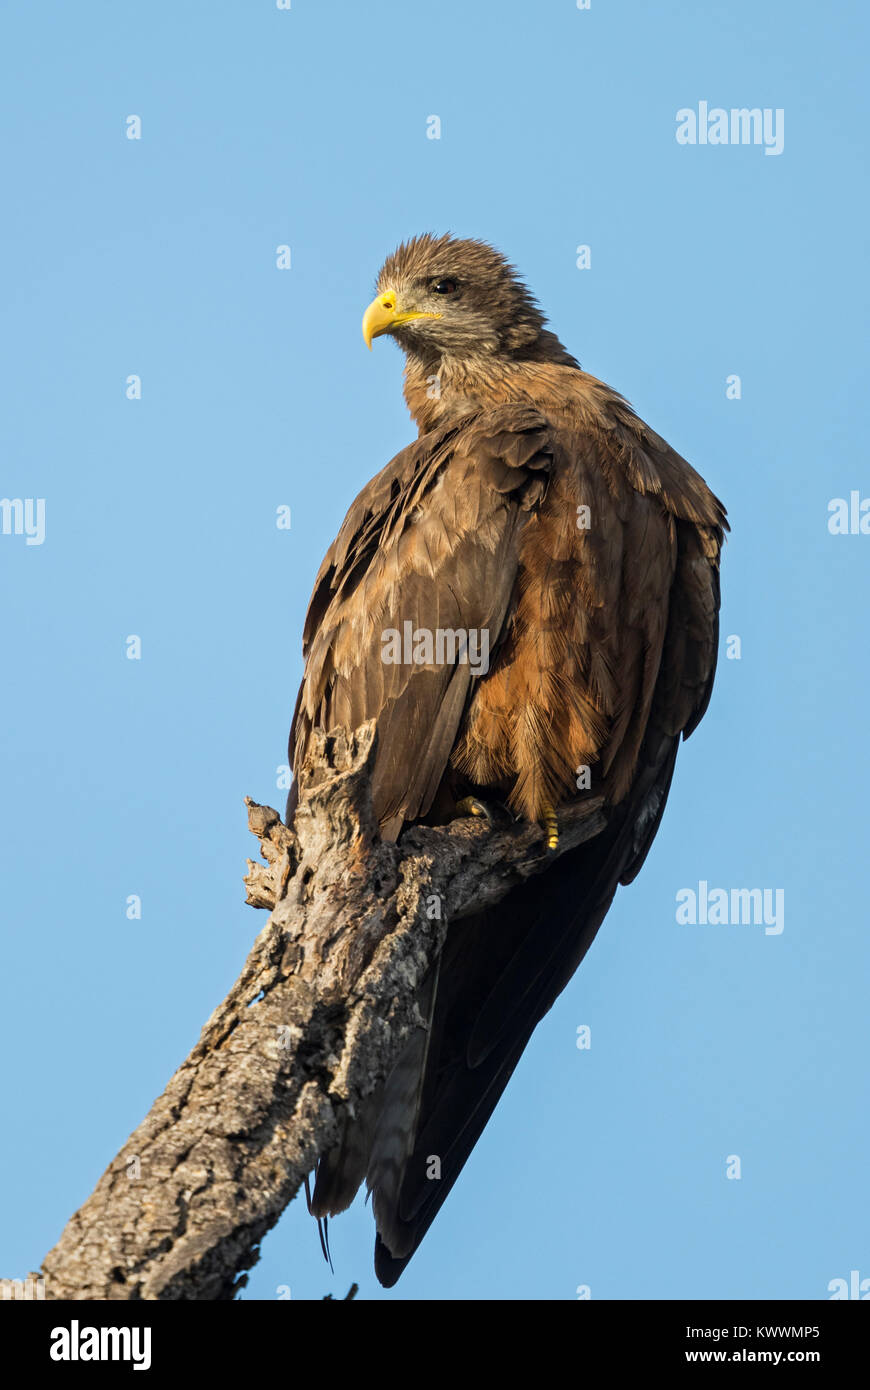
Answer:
[313, 738, 680, 1286]
[305, 1172, 334, 1270]
[368, 963, 440, 1256]
[308, 968, 440, 1248]
[370, 762, 675, 1286]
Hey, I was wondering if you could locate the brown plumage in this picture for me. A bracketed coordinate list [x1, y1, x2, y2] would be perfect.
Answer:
[287, 234, 726, 1285]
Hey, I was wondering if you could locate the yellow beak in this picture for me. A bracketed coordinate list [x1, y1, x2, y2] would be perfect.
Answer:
[362, 290, 442, 349]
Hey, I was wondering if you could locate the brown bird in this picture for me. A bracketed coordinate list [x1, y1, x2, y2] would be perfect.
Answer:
[287, 233, 726, 1286]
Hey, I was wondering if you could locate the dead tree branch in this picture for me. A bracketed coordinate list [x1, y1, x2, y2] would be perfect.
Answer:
[27, 721, 604, 1300]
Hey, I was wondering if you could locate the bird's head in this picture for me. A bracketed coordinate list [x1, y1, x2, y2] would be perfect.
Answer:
[362, 233, 551, 361]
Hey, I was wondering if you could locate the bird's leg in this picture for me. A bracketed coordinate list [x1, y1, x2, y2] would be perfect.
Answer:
[454, 795, 495, 826]
[541, 802, 559, 853]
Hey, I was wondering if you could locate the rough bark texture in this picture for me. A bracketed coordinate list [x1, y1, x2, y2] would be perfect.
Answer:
[24, 722, 605, 1300]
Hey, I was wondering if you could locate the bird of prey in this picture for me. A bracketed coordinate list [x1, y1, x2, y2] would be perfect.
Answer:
[287, 234, 726, 1286]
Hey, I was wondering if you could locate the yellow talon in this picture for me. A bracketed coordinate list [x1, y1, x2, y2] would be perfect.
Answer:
[542, 804, 559, 851]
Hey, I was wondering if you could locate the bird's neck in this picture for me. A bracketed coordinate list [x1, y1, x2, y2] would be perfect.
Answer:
[403, 336, 581, 433]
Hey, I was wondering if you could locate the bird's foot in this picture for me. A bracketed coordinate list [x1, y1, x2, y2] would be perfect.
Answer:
[454, 796, 496, 827]
[541, 803, 559, 853]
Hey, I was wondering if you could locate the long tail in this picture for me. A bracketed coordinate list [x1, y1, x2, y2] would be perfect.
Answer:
[310, 739, 680, 1284]
[308, 826, 622, 1283]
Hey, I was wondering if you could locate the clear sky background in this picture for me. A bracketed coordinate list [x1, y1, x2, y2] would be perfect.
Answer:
[1, 0, 867, 1302]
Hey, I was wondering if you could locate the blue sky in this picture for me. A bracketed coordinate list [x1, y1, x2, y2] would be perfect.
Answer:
[1, 0, 867, 1300]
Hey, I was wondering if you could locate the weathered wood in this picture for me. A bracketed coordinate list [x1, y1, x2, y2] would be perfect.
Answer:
[29, 722, 605, 1300]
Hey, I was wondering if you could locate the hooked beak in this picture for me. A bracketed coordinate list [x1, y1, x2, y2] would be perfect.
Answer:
[362, 290, 442, 349]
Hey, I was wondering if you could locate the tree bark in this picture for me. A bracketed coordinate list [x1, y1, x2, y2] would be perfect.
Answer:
[26, 722, 605, 1300]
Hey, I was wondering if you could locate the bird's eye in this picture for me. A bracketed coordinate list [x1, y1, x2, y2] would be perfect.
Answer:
[431, 278, 458, 295]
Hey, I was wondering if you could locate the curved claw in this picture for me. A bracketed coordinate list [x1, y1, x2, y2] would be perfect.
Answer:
[454, 796, 495, 826]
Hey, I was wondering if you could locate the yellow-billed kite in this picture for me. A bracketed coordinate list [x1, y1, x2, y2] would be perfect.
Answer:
[287, 234, 726, 1285]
